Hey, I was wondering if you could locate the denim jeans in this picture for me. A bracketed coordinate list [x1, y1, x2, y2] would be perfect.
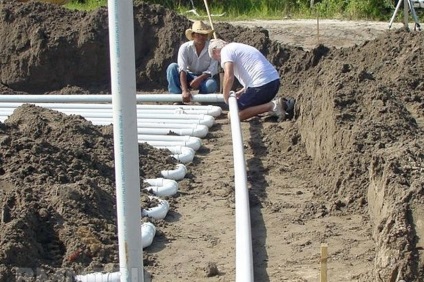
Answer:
[166, 63, 218, 94]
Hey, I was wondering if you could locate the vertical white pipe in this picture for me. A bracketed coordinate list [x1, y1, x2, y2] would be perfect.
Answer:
[228, 93, 254, 282]
[108, 0, 143, 281]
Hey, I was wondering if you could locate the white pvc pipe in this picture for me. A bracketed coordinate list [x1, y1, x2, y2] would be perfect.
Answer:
[0, 110, 216, 126]
[139, 135, 201, 150]
[228, 93, 254, 282]
[0, 102, 221, 111]
[141, 222, 156, 248]
[143, 178, 178, 197]
[141, 196, 170, 219]
[74, 222, 155, 282]
[0, 93, 224, 103]
[22, 107, 221, 117]
[0, 108, 212, 119]
[137, 124, 208, 138]
[137, 127, 208, 138]
[135, 113, 215, 122]
[94, 117, 214, 128]
[136, 94, 224, 103]
[0, 115, 209, 138]
[108, 0, 143, 280]
[161, 163, 187, 180]
[158, 146, 195, 164]
[75, 272, 121, 282]
[136, 122, 205, 130]
[172, 107, 222, 117]
[138, 134, 202, 144]
[139, 139, 200, 151]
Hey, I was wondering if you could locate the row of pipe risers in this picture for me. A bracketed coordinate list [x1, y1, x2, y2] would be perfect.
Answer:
[0, 95, 225, 281]
[133, 102, 202, 253]
[0, 96, 224, 265]
[78, 93, 252, 281]
[0, 97, 223, 182]
[0, 100, 217, 178]
[0, 101, 221, 162]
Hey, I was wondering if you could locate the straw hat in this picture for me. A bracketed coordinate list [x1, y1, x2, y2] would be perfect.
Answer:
[185, 21, 214, 40]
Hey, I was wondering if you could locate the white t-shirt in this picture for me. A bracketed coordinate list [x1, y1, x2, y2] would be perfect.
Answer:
[220, 42, 279, 88]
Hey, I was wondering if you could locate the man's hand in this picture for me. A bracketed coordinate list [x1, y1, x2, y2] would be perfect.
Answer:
[235, 88, 245, 99]
[189, 76, 203, 90]
[182, 89, 191, 103]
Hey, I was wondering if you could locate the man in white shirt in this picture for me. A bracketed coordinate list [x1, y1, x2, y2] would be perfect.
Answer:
[208, 39, 295, 121]
[167, 21, 218, 103]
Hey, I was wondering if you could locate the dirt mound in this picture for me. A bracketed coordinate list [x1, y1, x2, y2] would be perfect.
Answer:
[0, 1, 278, 94]
[285, 30, 424, 280]
[0, 1, 423, 281]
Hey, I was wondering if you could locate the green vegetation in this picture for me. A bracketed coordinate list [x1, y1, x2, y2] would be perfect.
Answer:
[66, 0, 396, 21]
[66, 0, 106, 10]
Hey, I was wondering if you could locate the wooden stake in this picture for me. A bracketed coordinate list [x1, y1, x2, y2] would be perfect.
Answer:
[203, 0, 217, 39]
[320, 243, 328, 282]
[203, 0, 223, 93]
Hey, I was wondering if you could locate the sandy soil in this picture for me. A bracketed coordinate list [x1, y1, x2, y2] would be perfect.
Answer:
[230, 19, 406, 50]
[0, 1, 423, 282]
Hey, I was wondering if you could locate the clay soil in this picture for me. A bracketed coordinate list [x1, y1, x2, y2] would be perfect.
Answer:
[0, 1, 423, 281]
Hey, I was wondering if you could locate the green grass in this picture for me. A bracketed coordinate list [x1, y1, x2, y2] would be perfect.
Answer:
[65, 0, 396, 21]
[65, 0, 106, 10]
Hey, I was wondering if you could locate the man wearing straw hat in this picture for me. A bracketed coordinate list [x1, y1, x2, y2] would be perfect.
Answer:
[166, 21, 218, 103]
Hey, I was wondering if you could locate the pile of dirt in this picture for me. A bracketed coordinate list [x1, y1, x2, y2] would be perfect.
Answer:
[0, 1, 423, 281]
[279, 29, 424, 280]
[0, 103, 177, 280]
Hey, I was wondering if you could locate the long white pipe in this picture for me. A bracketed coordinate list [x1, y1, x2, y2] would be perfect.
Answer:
[136, 113, 215, 122]
[139, 140, 201, 151]
[0, 112, 216, 128]
[0, 115, 214, 128]
[139, 135, 201, 150]
[0, 111, 216, 127]
[139, 134, 202, 144]
[136, 122, 206, 129]
[136, 127, 208, 138]
[94, 117, 215, 127]
[0, 110, 210, 131]
[108, 0, 143, 280]
[0, 102, 221, 111]
[48, 108, 221, 117]
[0, 94, 224, 103]
[171, 107, 222, 117]
[0, 107, 218, 119]
[228, 93, 254, 282]
[137, 123, 209, 138]
[0, 114, 210, 138]
[2, 108, 220, 117]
